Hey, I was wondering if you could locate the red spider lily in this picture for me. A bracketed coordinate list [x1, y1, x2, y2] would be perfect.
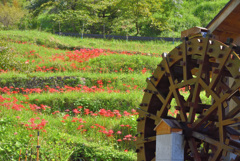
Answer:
[81, 129, 87, 133]
[124, 149, 128, 152]
[131, 109, 139, 115]
[141, 68, 147, 74]
[63, 114, 70, 119]
[28, 118, 35, 123]
[16, 116, 20, 119]
[77, 125, 84, 130]
[91, 113, 98, 116]
[123, 111, 130, 116]
[79, 118, 86, 123]
[128, 67, 133, 71]
[116, 131, 122, 135]
[84, 109, 90, 115]
[117, 139, 122, 142]
[52, 111, 60, 115]
[73, 108, 81, 114]
[125, 134, 132, 138]
[77, 106, 83, 109]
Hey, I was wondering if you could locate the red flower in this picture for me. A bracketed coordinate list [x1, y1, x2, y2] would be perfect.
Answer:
[84, 109, 90, 115]
[116, 131, 122, 135]
[63, 114, 70, 119]
[73, 108, 80, 114]
[77, 125, 84, 130]
[125, 134, 132, 138]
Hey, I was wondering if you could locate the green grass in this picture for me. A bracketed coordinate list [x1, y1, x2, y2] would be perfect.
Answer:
[0, 30, 180, 54]
[11, 91, 143, 112]
[0, 105, 137, 161]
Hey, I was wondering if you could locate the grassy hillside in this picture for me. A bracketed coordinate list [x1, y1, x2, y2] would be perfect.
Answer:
[0, 30, 181, 160]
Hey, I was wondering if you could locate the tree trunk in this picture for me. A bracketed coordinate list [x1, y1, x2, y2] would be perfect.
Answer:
[136, 21, 139, 35]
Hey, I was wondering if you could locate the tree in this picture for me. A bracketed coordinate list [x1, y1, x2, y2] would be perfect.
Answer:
[0, 0, 26, 29]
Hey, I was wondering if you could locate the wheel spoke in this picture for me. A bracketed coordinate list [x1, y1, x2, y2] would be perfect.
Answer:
[210, 148, 222, 161]
[209, 48, 233, 90]
[218, 104, 225, 144]
[188, 138, 201, 161]
[182, 38, 189, 82]
[192, 132, 240, 155]
[146, 78, 166, 103]
[218, 116, 240, 126]
[193, 82, 240, 129]
[163, 55, 187, 121]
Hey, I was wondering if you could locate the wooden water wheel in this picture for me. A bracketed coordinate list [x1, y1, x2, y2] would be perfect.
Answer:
[136, 35, 240, 161]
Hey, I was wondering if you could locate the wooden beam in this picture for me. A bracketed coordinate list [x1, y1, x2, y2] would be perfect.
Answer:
[207, 0, 240, 33]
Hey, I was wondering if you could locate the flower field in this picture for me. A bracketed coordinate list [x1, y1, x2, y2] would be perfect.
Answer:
[0, 30, 194, 160]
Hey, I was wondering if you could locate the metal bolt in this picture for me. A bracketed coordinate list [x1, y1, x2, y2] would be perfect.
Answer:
[178, 51, 183, 55]
[208, 48, 213, 53]
[218, 54, 223, 58]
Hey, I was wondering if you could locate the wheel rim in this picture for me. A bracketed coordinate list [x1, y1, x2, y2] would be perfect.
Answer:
[137, 36, 240, 161]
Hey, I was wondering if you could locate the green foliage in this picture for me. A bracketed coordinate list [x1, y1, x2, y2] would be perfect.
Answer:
[0, 40, 24, 71]
[24, 91, 142, 112]
[85, 54, 161, 73]
[0, 2, 26, 29]
[193, 1, 229, 27]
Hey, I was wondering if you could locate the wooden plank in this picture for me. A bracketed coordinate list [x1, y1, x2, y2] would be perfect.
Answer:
[219, 116, 240, 126]
[192, 132, 240, 156]
[137, 108, 161, 123]
[183, 39, 188, 82]
[136, 136, 156, 144]
[175, 78, 196, 89]
[188, 37, 210, 123]
[192, 82, 240, 129]
[157, 91, 173, 118]
[218, 104, 225, 144]
[207, 0, 240, 33]
[210, 148, 222, 161]
[181, 27, 208, 38]
[209, 49, 233, 90]
[146, 79, 166, 103]
[188, 138, 201, 161]
[163, 55, 187, 122]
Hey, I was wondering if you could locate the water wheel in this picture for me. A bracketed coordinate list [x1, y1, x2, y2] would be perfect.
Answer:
[136, 35, 240, 161]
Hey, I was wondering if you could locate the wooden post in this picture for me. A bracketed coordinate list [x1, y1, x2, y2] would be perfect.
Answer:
[25, 148, 28, 161]
[18, 149, 22, 161]
[37, 131, 40, 161]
